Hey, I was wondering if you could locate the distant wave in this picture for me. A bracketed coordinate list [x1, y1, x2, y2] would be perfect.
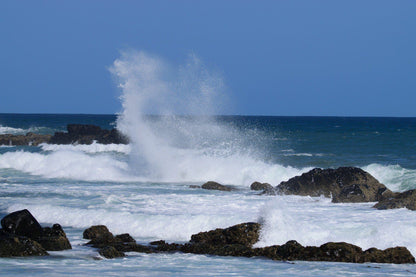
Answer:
[0, 125, 53, 135]
[40, 142, 131, 154]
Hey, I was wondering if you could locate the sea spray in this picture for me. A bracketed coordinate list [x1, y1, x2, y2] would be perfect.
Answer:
[111, 50, 305, 185]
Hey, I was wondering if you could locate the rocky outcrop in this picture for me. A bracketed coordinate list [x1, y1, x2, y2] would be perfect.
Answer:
[190, 222, 260, 247]
[83, 225, 151, 255]
[1, 209, 71, 251]
[276, 167, 394, 203]
[256, 241, 414, 263]
[49, 124, 128, 145]
[201, 181, 234, 192]
[250, 182, 274, 194]
[0, 133, 51, 146]
[373, 189, 416, 210]
[82, 223, 415, 264]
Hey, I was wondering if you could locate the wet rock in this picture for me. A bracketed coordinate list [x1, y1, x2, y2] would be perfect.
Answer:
[250, 182, 275, 194]
[83, 225, 153, 257]
[1, 209, 71, 251]
[362, 246, 415, 264]
[1, 209, 43, 237]
[115, 233, 136, 243]
[0, 230, 48, 257]
[150, 240, 182, 252]
[99, 246, 126, 259]
[190, 222, 261, 247]
[82, 221, 415, 264]
[83, 225, 115, 246]
[373, 189, 416, 210]
[276, 167, 393, 203]
[201, 181, 234, 192]
[0, 133, 51, 146]
[49, 124, 128, 145]
[36, 224, 72, 251]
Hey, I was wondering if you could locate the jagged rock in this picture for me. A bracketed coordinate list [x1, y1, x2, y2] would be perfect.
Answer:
[201, 181, 234, 192]
[190, 222, 261, 247]
[115, 233, 136, 243]
[83, 225, 153, 257]
[373, 189, 416, 210]
[257, 241, 414, 264]
[98, 246, 126, 259]
[1, 209, 71, 251]
[0, 230, 48, 257]
[276, 167, 394, 203]
[83, 225, 115, 246]
[0, 133, 51, 146]
[36, 224, 72, 251]
[49, 124, 128, 145]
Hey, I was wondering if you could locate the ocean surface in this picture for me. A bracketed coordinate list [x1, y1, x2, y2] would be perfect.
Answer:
[1, 114, 416, 276]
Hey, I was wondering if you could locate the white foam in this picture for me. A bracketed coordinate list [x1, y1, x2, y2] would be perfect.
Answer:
[7, 191, 264, 242]
[40, 142, 131, 154]
[0, 150, 132, 182]
[0, 147, 309, 185]
[255, 196, 416, 256]
[0, 125, 48, 135]
[0, 125, 26, 135]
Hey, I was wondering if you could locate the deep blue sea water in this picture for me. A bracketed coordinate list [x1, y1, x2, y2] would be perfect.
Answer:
[1, 114, 416, 276]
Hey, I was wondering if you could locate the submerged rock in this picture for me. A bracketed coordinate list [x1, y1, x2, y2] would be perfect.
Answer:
[1, 209, 71, 251]
[276, 167, 394, 203]
[49, 124, 128, 145]
[201, 181, 234, 192]
[373, 189, 416, 210]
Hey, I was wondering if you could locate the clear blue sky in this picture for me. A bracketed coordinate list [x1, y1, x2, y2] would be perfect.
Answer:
[1, 0, 415, 116]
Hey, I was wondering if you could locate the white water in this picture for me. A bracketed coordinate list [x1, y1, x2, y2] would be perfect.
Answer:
[111, 50, 297, 185]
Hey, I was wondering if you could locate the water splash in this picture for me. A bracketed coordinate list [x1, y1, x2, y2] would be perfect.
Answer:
[111, 50, 305, 185]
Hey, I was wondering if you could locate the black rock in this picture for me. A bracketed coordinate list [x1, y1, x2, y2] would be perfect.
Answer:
[201, 181, 234, 192]
[373, 189, 416, 211]
[190, 222, 261, 247]
[49, 124, 128, 145]
[36, 224, 72, 251]
[276, 167, 394, 203]
[98, 246, 126, 259]
[1, 210, 71, 251]
[1, 209, 43, 238]
[0, 230, 48, 257]
[250, 182, 275, 194]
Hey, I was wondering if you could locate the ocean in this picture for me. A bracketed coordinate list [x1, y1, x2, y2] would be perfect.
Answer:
[1, 113, 416, 276]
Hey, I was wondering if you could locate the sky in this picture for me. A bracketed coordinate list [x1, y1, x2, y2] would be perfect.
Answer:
[0, 0, 415, 116]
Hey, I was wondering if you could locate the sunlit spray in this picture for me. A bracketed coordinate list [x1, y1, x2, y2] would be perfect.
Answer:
[111, 50, 306, 184]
